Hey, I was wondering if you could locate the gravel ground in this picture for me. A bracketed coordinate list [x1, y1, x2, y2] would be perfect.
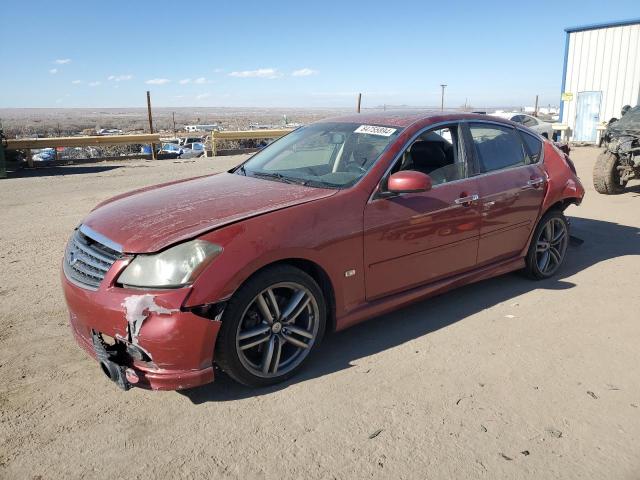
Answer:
[1, 148, 639, 479]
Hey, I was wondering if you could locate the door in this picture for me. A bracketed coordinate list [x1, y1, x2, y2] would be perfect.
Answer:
[465, 123, 546, 266]
[574, 91, 602, 142]
[363, 124, 481, 300]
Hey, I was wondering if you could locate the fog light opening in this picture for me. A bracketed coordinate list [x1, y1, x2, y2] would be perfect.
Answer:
[125, 368, 140, 384]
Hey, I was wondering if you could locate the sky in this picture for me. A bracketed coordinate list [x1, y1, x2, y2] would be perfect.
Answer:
[1, 0, 639, 109]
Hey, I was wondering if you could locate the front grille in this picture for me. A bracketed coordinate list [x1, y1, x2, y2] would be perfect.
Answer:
[64, 227, 122, 290]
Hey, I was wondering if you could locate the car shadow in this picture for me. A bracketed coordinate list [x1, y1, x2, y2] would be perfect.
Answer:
[623, 183, 640, 195]
[5, 165, 122, 178]
[180, 216, 640, 404]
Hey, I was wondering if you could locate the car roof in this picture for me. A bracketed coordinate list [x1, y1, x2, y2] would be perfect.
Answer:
[318, 110, 512, 128]
[490, 112, 531, 119]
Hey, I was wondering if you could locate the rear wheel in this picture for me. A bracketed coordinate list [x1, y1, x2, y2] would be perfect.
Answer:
[525, 210, 569, 279]
[593, 151, 627, 194]
[215, 265, 326, 387]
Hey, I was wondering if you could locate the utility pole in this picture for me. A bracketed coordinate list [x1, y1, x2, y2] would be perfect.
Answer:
[356, 93, 362, 113]
[172, 111, 176, 137]
[0, 123, 6, 178]
[534, 95, 539, 117]
[146, 91, 156, 160]
[440, 84, 447, 111]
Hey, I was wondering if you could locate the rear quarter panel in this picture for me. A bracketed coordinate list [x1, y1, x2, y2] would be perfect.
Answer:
[541, 141, 585, 212]
[515, 141, 584, 258]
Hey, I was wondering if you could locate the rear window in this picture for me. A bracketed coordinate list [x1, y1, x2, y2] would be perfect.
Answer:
[520, 131, 543, 163]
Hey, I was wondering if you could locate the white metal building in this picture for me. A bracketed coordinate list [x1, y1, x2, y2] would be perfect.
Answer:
[560, 18, 640, 142]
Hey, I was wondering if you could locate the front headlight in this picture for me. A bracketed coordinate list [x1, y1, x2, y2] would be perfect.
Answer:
[118, 239, 222, 288]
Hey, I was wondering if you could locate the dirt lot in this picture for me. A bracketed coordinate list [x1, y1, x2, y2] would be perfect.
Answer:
[1, 147, 639, 479]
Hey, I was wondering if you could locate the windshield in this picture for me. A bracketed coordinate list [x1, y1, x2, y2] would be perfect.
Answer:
[236, 122, 403, 188]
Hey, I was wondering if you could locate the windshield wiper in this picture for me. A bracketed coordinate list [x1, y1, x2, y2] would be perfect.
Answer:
[250, 171, 309, 186]
[236, 164, 247, 175]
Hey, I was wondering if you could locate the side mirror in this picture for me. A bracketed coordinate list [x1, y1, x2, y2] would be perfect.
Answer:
[387, 170, 432, 194]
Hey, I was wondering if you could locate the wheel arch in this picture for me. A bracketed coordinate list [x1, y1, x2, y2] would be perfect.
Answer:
[520, 199, 576, 258]
[229, 258, 337, 332]
[543, 198, 580, 214]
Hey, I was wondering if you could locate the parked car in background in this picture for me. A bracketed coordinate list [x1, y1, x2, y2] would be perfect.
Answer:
[179, 136, 205, 146]
[155, 143, 181, 159]
[158, 143, 183, 155]
[157, 142, 204, 159]
[183, 142, 205, 155]
[32, 148, 56, 162]
[491, 112, 554, 138]
[62, 112, 584, 391]
[182, 142, 203, 149]
[180, 143, 205, 159]
[142, 144, 179, 159]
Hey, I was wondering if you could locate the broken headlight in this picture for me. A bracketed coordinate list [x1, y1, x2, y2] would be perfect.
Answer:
[118, 239, 222, 288]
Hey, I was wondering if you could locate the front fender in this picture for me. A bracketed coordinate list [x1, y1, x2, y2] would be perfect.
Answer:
[184, 192, 368, 318]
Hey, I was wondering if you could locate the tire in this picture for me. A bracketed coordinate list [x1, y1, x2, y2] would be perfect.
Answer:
[593, 151, 627, 194]
[524, 210, 570, 280]
[215, 265, 326, 387]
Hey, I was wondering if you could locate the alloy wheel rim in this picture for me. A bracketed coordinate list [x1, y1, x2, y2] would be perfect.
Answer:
[236, 282, 319, 378]
[535, 218, 568, 276]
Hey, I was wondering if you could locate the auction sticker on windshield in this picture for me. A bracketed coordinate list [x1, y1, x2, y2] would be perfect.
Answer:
[354, 125, 397, 136]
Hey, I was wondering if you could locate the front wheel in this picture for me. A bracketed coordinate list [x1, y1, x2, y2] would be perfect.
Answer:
[524, 210, 569, 279]
[215, 265, 326, 387]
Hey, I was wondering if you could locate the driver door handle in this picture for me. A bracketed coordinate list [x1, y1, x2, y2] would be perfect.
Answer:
[454, 194, 479, 206]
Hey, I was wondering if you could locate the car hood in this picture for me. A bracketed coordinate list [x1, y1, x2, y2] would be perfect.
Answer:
[82, 172, 337, 253]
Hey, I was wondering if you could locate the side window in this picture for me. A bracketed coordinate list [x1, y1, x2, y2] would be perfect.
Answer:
[520, 131, 543, 163]
[469, 124, 528, 173]
[522, 116, 538, 127]
[390, 124, 466, 186]
[511, 115, 524, 124]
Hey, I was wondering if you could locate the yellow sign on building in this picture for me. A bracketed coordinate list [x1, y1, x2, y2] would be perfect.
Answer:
[561, 92, 574, 102]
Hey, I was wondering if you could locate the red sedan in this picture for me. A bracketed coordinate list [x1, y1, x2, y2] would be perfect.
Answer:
[62, 112, 584, 390]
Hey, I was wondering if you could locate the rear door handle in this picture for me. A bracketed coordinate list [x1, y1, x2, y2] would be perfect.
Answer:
[525, 178, 544, 188]
[454, 194, 479, 205]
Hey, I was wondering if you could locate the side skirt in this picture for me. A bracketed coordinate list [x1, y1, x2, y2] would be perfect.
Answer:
[335, 256, 525, 331]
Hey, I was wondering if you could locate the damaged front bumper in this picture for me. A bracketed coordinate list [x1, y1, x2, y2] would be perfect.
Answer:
[62, 268, 222, 391]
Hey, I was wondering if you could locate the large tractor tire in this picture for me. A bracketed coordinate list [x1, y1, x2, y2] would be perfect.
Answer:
[593, 151, 627, 195]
